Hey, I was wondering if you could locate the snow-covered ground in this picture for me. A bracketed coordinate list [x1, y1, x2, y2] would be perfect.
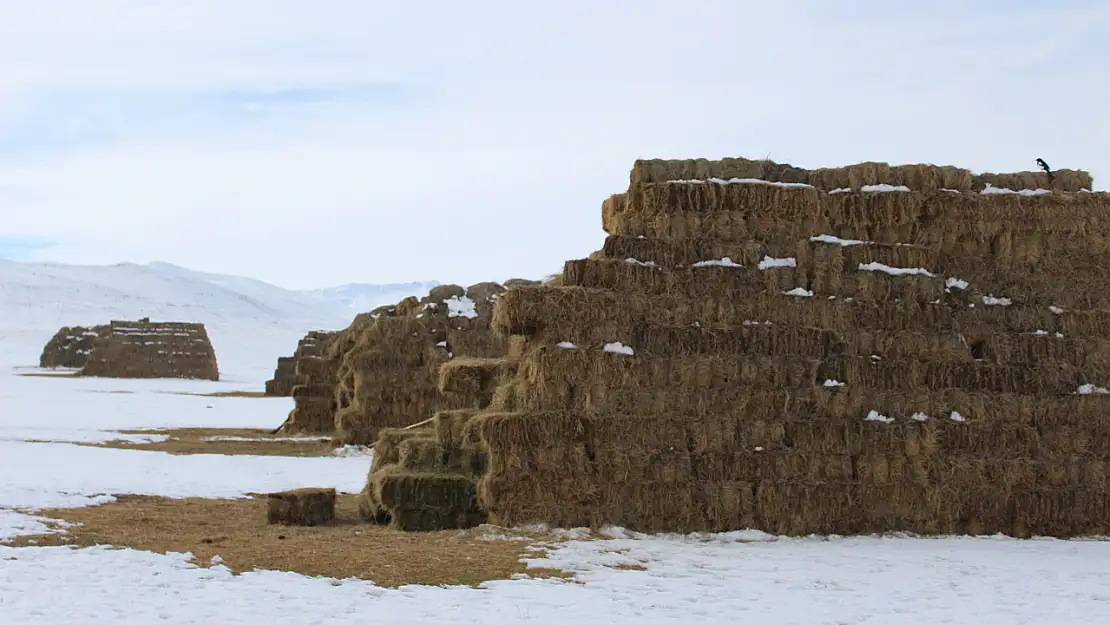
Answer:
[3, 261, 1110, 623]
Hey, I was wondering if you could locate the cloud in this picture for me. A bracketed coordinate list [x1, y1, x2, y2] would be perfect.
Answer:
[0, 0, 1106, 289]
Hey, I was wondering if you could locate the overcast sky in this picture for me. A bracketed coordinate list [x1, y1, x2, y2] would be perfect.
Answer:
[0, 0, 1106, 290]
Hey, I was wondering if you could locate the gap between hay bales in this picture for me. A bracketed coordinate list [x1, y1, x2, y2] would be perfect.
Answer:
[82, 428, 339, 457]
[7, 495, 577, 588]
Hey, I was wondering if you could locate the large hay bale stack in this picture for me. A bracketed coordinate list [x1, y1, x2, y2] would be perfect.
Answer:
[264, 330, 334, 396]
[39, 324, 106, 368]
[363, 156, 1110, 538]
[76, 318, 219, 380]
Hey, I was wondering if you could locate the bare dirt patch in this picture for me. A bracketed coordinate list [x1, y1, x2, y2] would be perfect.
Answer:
[85, 428, 340, 457]
[8, 495, 574, 587]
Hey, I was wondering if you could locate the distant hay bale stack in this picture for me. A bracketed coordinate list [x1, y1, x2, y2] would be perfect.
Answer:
[75, 319, 219, 380]
[39, 324, 107, 368]
[266, 488, 337, 526]
[264, 330, 334, 396]
[360, 154, 1110, 537]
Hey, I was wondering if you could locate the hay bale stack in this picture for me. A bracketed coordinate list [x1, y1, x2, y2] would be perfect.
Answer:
[356, 410, 488, 530]
[277, 336, 343, 435]
[363, 156, 1110, 537]
[76, 319, 219, 380]
[266, 488, 337, 526]
[265, 331, 335, 396]
[332, 282, 513, 446]
[277, 280, 533, 441]
[39, 324, 107, 368]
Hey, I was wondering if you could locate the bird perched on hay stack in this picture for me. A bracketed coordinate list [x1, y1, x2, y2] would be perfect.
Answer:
[1036, 158, 1054, 183]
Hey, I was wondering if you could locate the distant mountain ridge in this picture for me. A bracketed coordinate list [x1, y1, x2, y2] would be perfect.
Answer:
[0, 259, 440, 380]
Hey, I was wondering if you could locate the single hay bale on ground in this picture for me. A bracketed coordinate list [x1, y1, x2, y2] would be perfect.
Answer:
[266, 488, 337, 526]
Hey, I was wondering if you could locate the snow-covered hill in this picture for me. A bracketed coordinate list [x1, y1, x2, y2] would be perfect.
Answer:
[0, 259, 438, 382]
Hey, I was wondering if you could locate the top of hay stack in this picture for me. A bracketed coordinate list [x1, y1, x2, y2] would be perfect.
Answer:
[628, 156, 1093, 192]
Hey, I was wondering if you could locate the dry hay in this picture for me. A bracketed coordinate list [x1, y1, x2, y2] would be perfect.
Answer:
[469, 410, 1110, 535]
[77, 318, 219, 381]
[6, 495, 573, 587]
[975, 169, 1093, 193]
[493, 286, 1110, 346]
[264, 330, 335, 397]
[277, 351, 342, 435]
[332, 281, 522, 446]
[438, 357, 517, 409]
[39, 324, 106, 368]
[267, 488, 337, 526]
[360, 156, 1110, 538]
[604, 186, 1110, 262]
[80, 427, 336, 457]
[357, 411, 489, 530]
[628, 156, 1092, 193]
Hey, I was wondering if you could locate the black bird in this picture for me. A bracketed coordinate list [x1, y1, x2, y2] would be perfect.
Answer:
[1036, 158, 1054, 182]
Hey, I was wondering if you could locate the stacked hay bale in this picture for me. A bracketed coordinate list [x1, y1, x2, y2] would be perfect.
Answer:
[333, 283, 520, 447]
[77, 318, 219, 380]
[364, 156, 1110, 538]
[277, 332, 343, 435]
[276, 281, 536, 440]
[39, 325, 106, 368]
[265, 331, 334, 396]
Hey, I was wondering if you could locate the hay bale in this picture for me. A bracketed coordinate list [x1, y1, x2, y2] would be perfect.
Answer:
[438, 358, 515, 409]
[76, 319, 219, 380]
[266, 488, 336, 526]
[370, 468, 486, 531]
[39, 324, 105, 368]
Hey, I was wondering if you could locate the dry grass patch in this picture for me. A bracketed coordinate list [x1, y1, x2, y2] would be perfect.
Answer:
[8, 494, 574, 587]
[86, 428, 339, 457]
[158, 390, 272, 398]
